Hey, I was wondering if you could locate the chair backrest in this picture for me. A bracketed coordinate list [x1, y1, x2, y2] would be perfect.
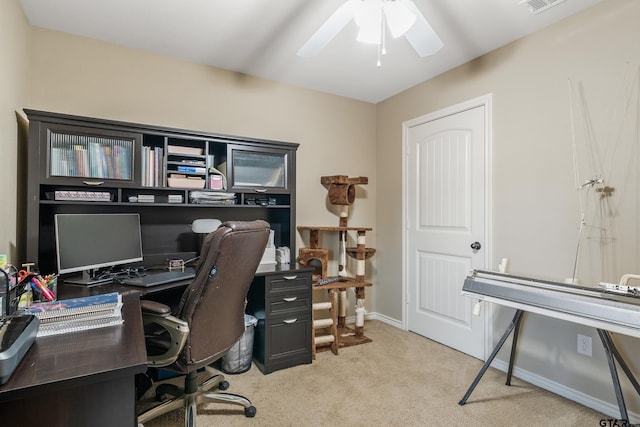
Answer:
[171, 220, 270, 372]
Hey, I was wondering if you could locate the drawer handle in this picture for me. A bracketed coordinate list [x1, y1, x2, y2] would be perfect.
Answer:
[82, 180, 105, 186]
[283, 297, 297, 302]
[254, 188, 268, 193]
[283, 318, 297, 324]
[283, 275, 298, 280]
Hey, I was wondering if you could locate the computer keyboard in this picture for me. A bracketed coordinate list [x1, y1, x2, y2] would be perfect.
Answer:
[119, 268, 196, 287]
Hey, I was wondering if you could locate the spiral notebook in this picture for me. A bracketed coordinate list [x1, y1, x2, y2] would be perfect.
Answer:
[36, 315, 123, 337]
[25, 292, 122, 318]
[24, 292, 123, 337]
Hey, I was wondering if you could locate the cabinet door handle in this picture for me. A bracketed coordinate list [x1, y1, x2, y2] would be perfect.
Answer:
[82, 180, 105, 186]
[283, 297, 297, 302]
[254, 188, 268, 193]
[283, 275, 297, 280]
[283, 318, 297, 324]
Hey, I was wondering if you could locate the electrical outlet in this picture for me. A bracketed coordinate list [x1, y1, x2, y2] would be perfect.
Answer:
[577, 334, 592, 357]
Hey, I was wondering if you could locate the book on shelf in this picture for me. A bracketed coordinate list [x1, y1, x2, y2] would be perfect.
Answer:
[141, 146, 164, 187]
[24, 292, 123, 336]
[49, 132, 133, 180]
[54, 190, 111, 202]
[177, 165, 206, 174]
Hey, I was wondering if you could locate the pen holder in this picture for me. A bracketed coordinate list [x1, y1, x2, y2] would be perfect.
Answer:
[29, 275, 57, 303]
[47, 276, 58, 301]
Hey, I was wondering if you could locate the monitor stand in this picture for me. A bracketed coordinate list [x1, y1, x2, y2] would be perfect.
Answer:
[63, 270, 113, 287]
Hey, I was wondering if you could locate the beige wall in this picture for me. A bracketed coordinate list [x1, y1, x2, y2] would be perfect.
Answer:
[0, 1, 30, 261]
[27, 26, 377, 305]
[9, 0, 640, 416]
[377, 0, 640, 414]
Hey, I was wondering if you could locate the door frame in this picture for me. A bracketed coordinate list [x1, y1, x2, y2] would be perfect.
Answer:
[401, 93, 494, 360]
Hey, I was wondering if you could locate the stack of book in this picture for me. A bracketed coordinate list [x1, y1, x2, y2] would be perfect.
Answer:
[23, 292, 123, 337]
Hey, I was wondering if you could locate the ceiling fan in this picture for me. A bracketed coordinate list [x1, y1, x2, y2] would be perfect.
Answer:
[297, 0, 443, 65]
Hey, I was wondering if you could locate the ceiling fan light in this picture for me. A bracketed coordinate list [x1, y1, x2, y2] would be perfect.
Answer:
[356, 22, 381, 44]
[384, 1, 416, 38]
[355, 0, 383, 44]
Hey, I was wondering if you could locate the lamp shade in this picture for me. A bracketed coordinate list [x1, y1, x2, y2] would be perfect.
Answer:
[191, 218, 222, 234]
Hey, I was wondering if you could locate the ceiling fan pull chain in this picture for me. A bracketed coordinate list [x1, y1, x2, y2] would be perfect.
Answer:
[377, 8, 385, 67]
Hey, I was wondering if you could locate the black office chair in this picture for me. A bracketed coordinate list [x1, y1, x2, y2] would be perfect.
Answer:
[137, 220, 270, 427]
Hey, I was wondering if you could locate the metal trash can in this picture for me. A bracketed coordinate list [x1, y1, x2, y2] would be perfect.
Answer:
[221, 314, 257, 374]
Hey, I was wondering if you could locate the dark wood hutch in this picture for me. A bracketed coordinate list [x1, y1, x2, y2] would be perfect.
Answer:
[18, 109, 312, 373]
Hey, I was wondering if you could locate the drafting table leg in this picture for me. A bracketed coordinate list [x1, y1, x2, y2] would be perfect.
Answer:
[598, 329, 629, 421]
[599, 330, 640, 396]
[505, 310, 524, 386]
[597, 329, 640, 423]
[459, 309, 525, 405]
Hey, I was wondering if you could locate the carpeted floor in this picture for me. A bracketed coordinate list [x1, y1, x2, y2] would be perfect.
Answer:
[138, 320, 606, 426]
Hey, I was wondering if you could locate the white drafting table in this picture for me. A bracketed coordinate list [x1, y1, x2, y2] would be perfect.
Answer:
[459, 270, 640, 423]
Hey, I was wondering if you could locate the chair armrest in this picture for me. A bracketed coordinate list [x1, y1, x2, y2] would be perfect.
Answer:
[142, 302, 189, 367]
[141, 299, 172, 315]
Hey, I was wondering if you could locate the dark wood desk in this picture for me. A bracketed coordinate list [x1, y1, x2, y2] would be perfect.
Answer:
[0, 294, 147, 427]
[58, 263, 315, 375]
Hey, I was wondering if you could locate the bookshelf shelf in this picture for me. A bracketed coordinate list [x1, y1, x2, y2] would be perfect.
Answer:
[20, 109, 299, 274]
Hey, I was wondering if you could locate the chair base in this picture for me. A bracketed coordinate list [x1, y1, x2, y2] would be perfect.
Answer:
[137, 366, 256, 427]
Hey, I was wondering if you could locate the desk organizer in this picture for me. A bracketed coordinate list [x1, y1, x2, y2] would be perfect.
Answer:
[1, 268, 20, 317]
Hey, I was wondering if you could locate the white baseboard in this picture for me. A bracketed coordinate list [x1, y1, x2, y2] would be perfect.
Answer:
[365, 311, 403, 329]
[342, 311, 402, 329]
[491, 359, 639, 423]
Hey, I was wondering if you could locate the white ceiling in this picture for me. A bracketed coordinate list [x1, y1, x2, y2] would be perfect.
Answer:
[19, 0, 603, 103]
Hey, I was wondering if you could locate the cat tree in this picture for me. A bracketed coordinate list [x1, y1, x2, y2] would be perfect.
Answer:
[297, 175, 376, 356]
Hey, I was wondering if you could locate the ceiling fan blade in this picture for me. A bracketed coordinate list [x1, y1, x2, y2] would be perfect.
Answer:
[403, 1, 443, 57]
[297, 1, 356, 57]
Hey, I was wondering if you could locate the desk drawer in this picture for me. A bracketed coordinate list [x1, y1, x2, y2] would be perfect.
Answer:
[266, 272, 311, 296]
[247, 267, 313, 374]
[253, 313, 312, 373]
[267, 292, 310, 316]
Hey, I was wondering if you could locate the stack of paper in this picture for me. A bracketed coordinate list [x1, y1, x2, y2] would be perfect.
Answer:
[24, 292, 123, 337]
[168, 194, 184, 203]
[189, 191, 236, 205]
[137, 194, 155, 203]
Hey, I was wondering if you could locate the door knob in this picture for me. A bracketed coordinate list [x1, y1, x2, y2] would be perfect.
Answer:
[470, 242, 481, 250]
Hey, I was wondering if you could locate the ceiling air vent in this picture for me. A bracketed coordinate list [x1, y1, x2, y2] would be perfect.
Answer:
[519, 0, 568, 14]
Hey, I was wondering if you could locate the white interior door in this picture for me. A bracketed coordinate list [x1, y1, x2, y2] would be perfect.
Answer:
[404, 97, 490, 359]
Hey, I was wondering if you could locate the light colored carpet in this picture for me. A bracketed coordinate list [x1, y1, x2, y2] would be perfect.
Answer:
[139, 320, 605, 426]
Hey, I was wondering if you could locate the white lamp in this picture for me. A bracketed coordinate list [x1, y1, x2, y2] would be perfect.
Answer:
[190, 219, 222, 262]
[190, 218, 221, 234]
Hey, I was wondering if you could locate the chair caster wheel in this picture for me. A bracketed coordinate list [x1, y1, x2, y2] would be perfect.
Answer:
[218, 380, 229, 390]
[244, 406, 257, 418]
